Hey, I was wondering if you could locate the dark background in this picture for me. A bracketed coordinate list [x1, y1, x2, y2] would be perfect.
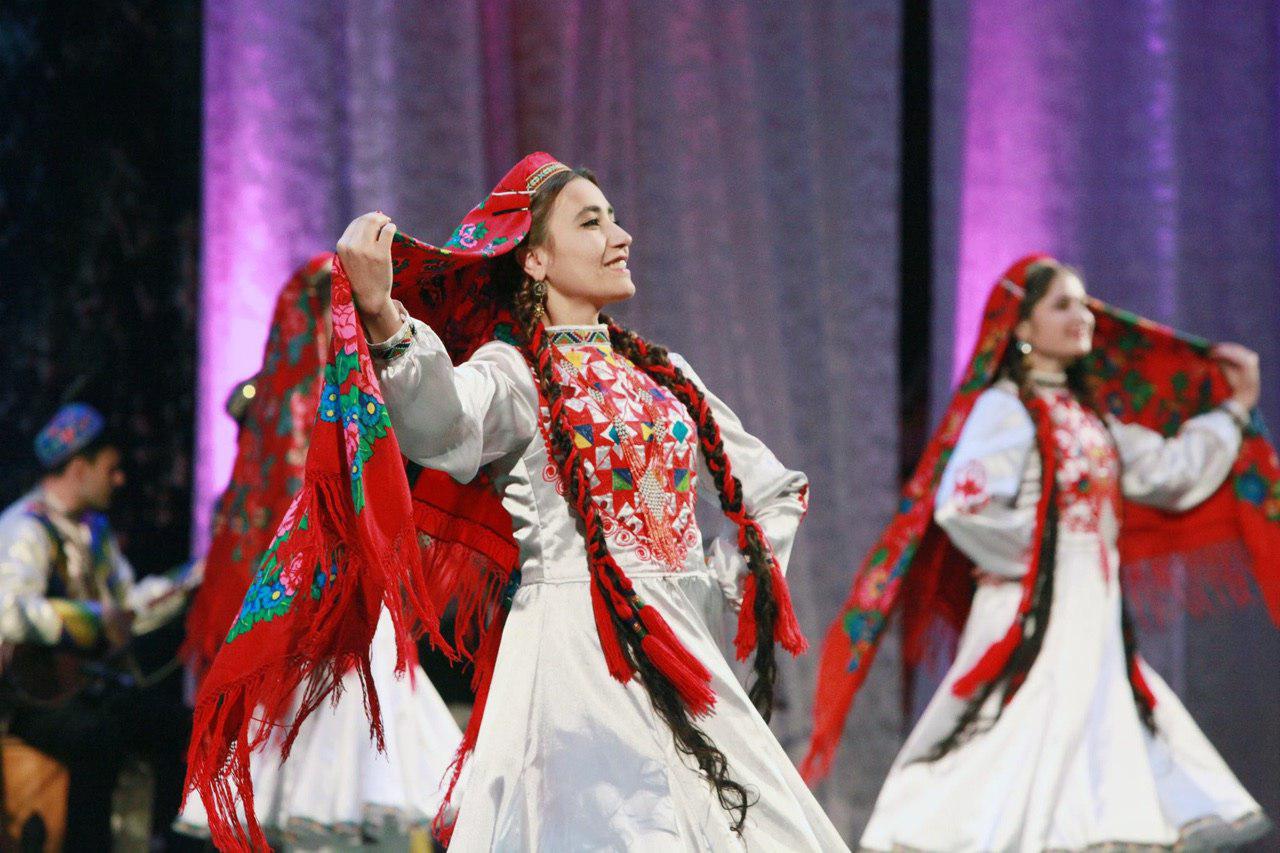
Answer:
[0, 0, 199, 574]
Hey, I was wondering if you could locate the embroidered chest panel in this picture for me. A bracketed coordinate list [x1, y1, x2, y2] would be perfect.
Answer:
[542, 333, 701, 570]
[1047, 391, 1120, 534]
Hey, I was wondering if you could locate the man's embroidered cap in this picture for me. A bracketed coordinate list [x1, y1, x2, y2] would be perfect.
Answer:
[35, 403, 106, 469]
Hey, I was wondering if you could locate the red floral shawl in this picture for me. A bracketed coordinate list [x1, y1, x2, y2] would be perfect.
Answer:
[181, 254, 332, 684]
[802, 255, 1280, 782]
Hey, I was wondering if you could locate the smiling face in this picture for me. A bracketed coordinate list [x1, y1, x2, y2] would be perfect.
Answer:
[1016, 267, 1096, 365]
[521, 176, 634, 323]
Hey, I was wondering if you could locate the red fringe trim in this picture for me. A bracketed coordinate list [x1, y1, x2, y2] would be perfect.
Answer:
[1122, 538, 1257, 630]
[638, 605, 715, 715]
[183, 471, 427, 852]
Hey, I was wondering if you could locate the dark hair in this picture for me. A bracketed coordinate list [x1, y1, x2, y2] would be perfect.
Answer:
[490, 166, 806, 832]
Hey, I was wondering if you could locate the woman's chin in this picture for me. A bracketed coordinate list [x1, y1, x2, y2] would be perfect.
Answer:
[1051, 339, 1093, 362]
[602, 280, 637, 303]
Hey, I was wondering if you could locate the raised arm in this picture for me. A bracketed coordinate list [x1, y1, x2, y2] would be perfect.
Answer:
[1112, 340, 1258, 511]
[1110, 410, 1242, 511]
[337, 210, 538, 483]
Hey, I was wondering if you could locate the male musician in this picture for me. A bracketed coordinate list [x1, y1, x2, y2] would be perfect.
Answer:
[0, 403, 199, 850]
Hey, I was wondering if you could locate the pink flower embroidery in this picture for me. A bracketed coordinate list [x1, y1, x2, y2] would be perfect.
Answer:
[280, 553, 305, 596]
[359, 353, 383, 396]
[344, 420, 361, 463]
[276, 494, 303, 537]
[333, 299, 360, 354]
[455, 223, 479, 249]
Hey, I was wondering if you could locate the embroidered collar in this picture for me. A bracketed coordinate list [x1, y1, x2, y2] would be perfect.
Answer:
[547, 324, 611, 349]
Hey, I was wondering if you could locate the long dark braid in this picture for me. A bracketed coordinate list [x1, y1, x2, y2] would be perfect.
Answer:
[509, 281, 752, 832]
[606, 320, 788, 721]
[924, 393, 1061, 761]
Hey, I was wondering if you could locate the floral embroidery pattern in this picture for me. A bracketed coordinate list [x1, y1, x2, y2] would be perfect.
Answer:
[1047, 391, 1121, 536]
[444, 220, 489, 251]
[226, 513, 301, 642]
[951, 459, 992, 515]
[371, 323, 416, 363]
[1234, 462, 1280, 522]
[318, 350, 392, 513]
[542, 331, 701, 570]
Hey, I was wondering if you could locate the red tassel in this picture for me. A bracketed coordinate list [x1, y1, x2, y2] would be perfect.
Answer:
[638, 606, 713, 684]
[733, 561, 808, 660]
[769, 561, 808, 655]
[636, 608, 716, 717]
[591, 577, 635, 683]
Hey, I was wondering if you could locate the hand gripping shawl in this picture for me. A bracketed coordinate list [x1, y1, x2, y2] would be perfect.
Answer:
[186, 152, 806, 850]
[181, 254, 333, 685]
[802, 254, 1280, 782]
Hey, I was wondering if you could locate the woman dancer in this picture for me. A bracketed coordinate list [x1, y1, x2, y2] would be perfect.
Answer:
[177, 256, 462, 848]
[807, 256, 1274, 850]
[187, 153, 845, 851]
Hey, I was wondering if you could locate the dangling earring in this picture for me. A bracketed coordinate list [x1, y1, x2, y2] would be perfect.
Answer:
[531, 279, 548, 320]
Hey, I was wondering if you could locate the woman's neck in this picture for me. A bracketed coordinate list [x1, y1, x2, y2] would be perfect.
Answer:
[543, 294, 601, 327]
[1025, 350, 1068, 374]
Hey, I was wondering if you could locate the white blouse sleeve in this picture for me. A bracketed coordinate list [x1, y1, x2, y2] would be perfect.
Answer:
[670, 354, 809, 610]
[370, 305, 539, 484]
[934, 386, 1039, 579]
[1109, 409, 1242, 512]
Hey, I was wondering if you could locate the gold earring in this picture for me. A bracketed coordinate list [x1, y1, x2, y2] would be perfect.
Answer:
[531, 280, 548, 319]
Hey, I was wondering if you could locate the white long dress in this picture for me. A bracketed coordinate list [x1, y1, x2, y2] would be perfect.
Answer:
[372, 316, 847, 852]
[175, 608, 462, 849]
[861, 380, 1270, 852]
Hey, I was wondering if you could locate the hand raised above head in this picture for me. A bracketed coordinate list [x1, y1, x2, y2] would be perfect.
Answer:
[337, 211, 398, 322]
[1212, 342, 1261, 411]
